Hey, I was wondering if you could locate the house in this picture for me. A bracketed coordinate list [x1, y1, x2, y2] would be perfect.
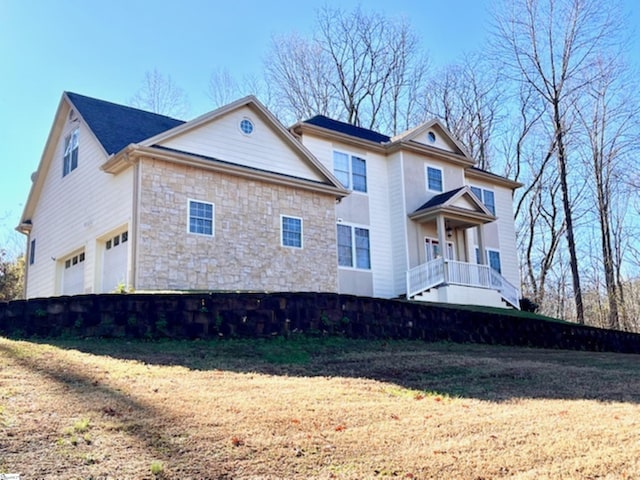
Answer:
[17, 92, 522, 308]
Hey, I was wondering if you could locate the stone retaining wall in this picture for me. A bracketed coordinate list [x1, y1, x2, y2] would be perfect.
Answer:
[0, 292, 639, 354]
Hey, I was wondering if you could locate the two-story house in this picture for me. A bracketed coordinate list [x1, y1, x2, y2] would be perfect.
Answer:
[18, 92, 521, 308]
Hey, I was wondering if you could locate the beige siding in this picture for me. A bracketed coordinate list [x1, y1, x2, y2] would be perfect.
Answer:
[386, 152, 409, 295]
[158, 106, 326, 182]
[136, 158, 338, 292]
[26, 115, 134, 298]
[403, 151, 466, 213]
[465, 176, 520, 288]
[300, 136, 395, 297]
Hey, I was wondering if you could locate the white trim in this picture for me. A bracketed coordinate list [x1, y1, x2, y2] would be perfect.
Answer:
[469, 184, 496, 215]
[239, 116, 254, 136]
[187, 199, 215, 237]
[425, 237, 455, 261]
[425, 164, 444, 193]
[280, 214, 303, 249]
[475, 246, 502, 272]
[332, 149, 368, 194]
[337, 221, 371, 271]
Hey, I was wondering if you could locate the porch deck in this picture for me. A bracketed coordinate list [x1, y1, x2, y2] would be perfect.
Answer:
[406, 258, 520, 309]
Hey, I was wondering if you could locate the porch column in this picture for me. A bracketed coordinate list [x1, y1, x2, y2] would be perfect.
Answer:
[436, 215, 446, 257]
[477, 224, 487, 265]
[437, 215, 448, 283]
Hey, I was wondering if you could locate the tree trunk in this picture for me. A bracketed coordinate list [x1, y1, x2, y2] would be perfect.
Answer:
[553, 100, 585, 324]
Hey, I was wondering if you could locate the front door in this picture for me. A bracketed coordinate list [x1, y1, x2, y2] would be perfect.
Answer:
[425, 237, 454, 261]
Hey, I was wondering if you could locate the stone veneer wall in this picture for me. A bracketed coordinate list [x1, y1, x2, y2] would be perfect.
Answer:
[136, 158, 338, 292]
[1, 293, 640, 354]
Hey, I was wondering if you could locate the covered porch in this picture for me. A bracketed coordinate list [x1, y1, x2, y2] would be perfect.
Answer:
[405, 187, 520, 309]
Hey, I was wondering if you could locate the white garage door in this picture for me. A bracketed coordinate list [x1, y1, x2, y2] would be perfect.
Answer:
[62, 252, 85, 295]
[102, 231, 129, 292]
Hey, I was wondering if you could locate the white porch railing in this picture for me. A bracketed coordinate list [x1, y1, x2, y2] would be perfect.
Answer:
[406, 258, 520, 309]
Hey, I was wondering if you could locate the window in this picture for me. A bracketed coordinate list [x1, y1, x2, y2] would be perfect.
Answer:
[333, 151, 367, 192]
[427, 131, 436, 143]
[239, 118, 254, 135]
[475, 247, 502, 274]
[281, 215, 302, 248]
[29, 239, 36, 265]
[426, 166, 443, 192]
[65, 252, 85, 269]
[188, 200, 214, 236]
[106, 231, 128, 249]
[337, 224, 371, 269]
[488, 250, 502, 274]
[470, 186, 496, 215]
[63, 128, 79, 177]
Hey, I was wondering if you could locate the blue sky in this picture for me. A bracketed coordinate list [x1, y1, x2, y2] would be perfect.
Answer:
[1, 0, 638, 255]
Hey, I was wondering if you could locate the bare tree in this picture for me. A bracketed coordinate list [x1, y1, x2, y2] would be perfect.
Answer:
[264, 6, 429, 133]
[493, 0, 625, 324]
[130, 69, 190, 118]
[575, 58, 640, 329]
[424, 55, 503, 170]
[207, 67, 242, 109]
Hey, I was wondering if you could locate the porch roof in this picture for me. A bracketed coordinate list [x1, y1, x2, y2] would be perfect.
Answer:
[409, 186, 496, 226]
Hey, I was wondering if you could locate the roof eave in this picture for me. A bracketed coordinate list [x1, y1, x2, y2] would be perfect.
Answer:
[466, 168, 523, 189]
[409, 205, 496, 224]
[121, 145, 350, 198]
[292, 122, 388, 153]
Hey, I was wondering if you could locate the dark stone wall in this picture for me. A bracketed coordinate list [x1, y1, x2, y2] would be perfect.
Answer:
[0, 292, 639, 354]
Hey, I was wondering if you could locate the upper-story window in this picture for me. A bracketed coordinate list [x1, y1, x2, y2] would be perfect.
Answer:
[470, 186, 496, 215]
[63, 128, 79, 177]
[426, 166, 443, 192]
[333, 151, 367, 193]
[188, 200, 214, 236]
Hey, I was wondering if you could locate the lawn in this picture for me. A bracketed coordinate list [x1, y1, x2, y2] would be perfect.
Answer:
[0, 335, 638, 479]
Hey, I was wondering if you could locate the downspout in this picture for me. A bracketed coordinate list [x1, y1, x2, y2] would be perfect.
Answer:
[131, 156, 141, 290]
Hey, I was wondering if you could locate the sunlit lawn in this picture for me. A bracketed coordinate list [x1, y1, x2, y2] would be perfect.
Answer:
[1, 336, 639, 479]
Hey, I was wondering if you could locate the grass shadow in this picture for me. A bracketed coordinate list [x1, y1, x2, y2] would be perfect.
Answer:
[37, 335, 640, 404]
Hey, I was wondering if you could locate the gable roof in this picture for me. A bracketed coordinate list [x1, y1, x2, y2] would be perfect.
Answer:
[391, 119, 470, 157]
[409, 185, 495, 223]
[101, 95, 348, 195]
[415, 187, 467, 211]
[65, 92, 185, 155]
[303, 115, 391, 144]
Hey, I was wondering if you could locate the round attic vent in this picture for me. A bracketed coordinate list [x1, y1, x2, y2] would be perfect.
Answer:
[239, 118, 254, 135]
[427, 131, 436, 143]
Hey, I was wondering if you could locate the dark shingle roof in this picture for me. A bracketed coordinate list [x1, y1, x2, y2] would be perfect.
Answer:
[414, 187, 466, 212]
[65, 92, 185, 155]
[303, 115, 390, 144]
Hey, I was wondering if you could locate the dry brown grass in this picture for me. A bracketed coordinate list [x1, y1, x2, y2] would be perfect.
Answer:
[0, 336, 639, 479]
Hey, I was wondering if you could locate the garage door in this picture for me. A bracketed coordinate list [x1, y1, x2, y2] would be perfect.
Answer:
[62, 252, 85, 295]
[102, 231, 128, 292]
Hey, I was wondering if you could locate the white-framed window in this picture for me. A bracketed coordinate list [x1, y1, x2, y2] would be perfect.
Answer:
[63, 128, 79, 177]
[425, 237, 454, 261]
[426, 165, 443, 192]
[333, 151, 367, 192]
[475, 247, 502, 274]
[281, 215, 303, 248]
[470, 186, 496, 215]
[188, 200, 214, 236]
[337, 224, 371, 269]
